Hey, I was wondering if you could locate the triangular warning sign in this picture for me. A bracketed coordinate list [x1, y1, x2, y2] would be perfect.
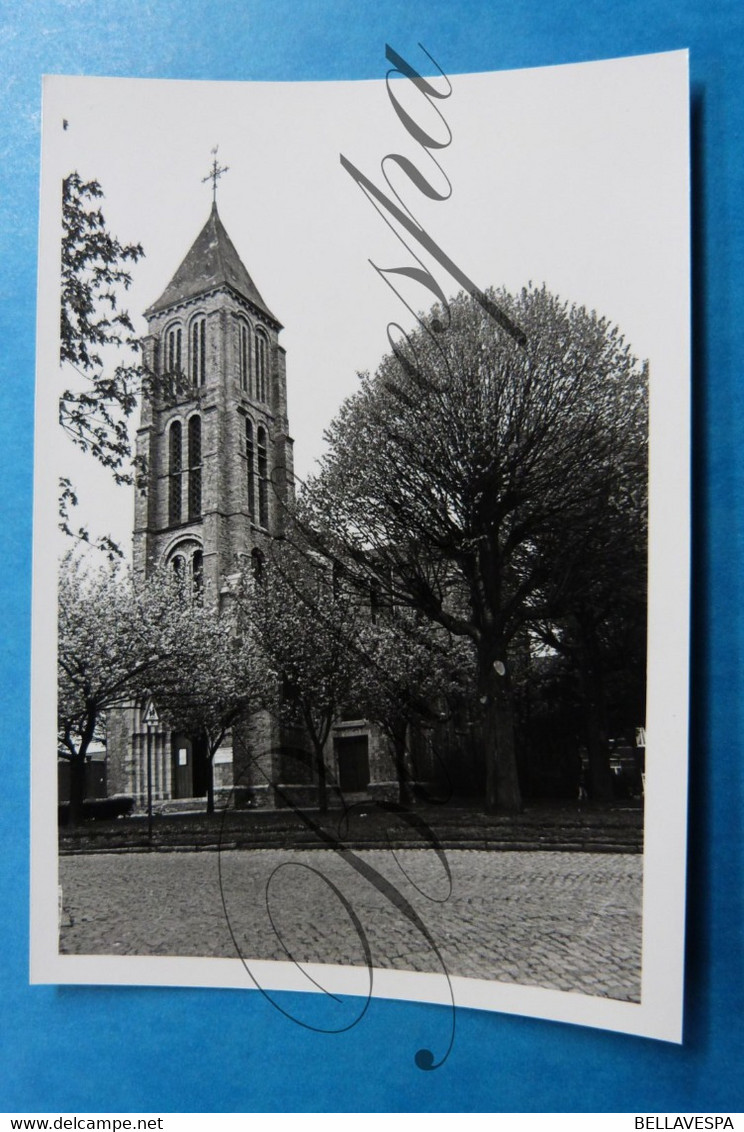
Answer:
[143, 700, 160, 726]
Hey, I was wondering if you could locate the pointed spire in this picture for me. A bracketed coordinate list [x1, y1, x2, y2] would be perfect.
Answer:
[146, 206, 280, 326]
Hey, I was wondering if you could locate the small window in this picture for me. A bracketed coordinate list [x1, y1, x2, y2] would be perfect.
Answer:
[188, 415, 202, 520]
[255, 332, 268, 402]
[251, 546, 264, 583]
[245, 418, 256, 522]
[257, 425, 268, 529]
[239, 321, 250, 393]
[165, 325, 182, 373]
[168, 420, 182, 525]
[191, 317, 206, 386]
[171, 553, 186, 583]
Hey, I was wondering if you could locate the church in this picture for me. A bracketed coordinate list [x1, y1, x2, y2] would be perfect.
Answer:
[105, 187, 416, 812]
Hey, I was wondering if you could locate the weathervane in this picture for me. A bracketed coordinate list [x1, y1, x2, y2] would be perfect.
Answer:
[202, 145, 229, 203]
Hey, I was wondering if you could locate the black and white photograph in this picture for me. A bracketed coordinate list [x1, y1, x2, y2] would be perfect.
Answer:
[31, 49, 690, 1046]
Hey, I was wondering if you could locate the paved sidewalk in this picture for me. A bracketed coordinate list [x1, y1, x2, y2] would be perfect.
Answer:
[59, 848, 642, 1001]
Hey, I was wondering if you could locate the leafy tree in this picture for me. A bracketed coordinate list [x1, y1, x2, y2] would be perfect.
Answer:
[302, 285, 647, 813]
[58, 554, 162, 823]
[352, 609, 473, 805]
[530, 434, 647, 799]
[59, 172, 145, 555]
[59, 556, 266, 821]
[238, 541, 363, 814]
[143, 578, 267, 815]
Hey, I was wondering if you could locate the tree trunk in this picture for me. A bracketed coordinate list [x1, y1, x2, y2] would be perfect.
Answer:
[67, 714, 95, 826]
[68, 754, 86, 827]
[206, 751, 215, 815]
[479, 649, 522, 814]
[314, 744, 329, 814]
[390, 718, 414, 808]
[580, 664, 614, 802]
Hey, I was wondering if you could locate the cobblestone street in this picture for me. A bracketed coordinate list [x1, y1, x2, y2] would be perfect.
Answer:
[59, 848, 642, 1001]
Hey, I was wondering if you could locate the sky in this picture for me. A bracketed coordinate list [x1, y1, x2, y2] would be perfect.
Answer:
[37, 49, 688, 559]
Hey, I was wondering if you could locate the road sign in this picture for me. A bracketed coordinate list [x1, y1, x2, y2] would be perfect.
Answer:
[143, 699, 160, 727]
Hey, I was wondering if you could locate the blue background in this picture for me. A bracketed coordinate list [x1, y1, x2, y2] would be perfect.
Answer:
[1, 0, 742, 1114]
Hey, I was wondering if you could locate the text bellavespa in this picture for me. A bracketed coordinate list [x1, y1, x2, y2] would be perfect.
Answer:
[635, 1119, 734, 1129]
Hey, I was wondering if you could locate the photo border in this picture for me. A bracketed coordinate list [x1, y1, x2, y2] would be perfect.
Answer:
[32, 53, 689, 1046]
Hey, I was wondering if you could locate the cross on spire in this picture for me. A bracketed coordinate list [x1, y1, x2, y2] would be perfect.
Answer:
[202, 146, 229, 204]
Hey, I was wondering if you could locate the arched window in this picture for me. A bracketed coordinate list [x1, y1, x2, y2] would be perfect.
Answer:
[165, 541, 203, 602]
[245, 418, 256, 522]
[192, 549, 203, 599]
[238, 321, 251, 393]
[168, 420, 182, 525]
[188, 415, 202, 520]
[191, 317, 206, 386]
[251, 546, 264, 583]
[257, 425, 268, 529]
[255, 332, 268, 402]
[165, 324, 182, 373]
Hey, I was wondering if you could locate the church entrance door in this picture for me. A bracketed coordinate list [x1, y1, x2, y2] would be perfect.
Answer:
[335, 735, 370, 793]
[171, 733, 209, 798]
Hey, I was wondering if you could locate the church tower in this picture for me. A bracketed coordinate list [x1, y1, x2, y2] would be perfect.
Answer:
[133, 201, 294, 598]
[106, 192, 295, 808]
